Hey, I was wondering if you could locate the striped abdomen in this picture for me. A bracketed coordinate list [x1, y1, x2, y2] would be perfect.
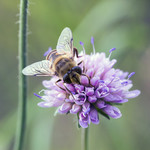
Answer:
[55, 58, 76, 78]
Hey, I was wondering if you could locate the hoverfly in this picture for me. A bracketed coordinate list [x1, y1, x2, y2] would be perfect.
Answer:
[22, 27, 90, 90]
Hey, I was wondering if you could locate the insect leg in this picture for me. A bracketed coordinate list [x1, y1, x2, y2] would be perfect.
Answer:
[46, 49, 57, 60]
[73, 47, 82, 58]
[46, 52, 51, 60]
[55, 79, 75, 99]
[77, 60, 83, 65]
[55, 79, 66, 91]
[77, 60, 85, 73]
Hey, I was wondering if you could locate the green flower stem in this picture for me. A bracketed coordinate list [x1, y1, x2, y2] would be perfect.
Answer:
[14, 0, 28, 150]
[82, 128, 89, 150]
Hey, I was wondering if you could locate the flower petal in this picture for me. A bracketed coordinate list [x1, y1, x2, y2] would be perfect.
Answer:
[102, 105, 122, 119]
[40, 94, 65, 107]
[37, 102, 53, 108]
[96, 100, 107, 109]
[86, 68, 95, 78]
[65, 84, 76, 93]
[85, 87, 94, 96]
[90, 108, 100, 124]
[104, 94, 123, 102]
[88, 95, 97, 103]
[90, 76, 100, 87]
[81, 76, 89, 86]
[123, 90, 141, 99]
[82, 102, 90, 113]
[79, 111, 90, 128]
[74, 93, 86, 105]
[70, 104, 81, 114]
[58, 102, 72, 114]
[74, 84, 84, 93]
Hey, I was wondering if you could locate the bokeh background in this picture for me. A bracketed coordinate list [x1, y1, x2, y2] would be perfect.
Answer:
[0, 0, 149, 150]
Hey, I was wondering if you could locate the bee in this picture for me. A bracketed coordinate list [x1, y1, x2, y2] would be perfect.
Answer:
[22, 27, 90, 90]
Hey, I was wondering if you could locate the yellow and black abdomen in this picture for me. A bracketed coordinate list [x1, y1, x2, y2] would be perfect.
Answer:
[49, 51, 76, 78]
[55, 57, 76, 78]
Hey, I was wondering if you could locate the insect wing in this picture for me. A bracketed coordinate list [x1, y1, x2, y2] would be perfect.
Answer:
[22, 60, 54, 76]
[56, 27, 73, 55]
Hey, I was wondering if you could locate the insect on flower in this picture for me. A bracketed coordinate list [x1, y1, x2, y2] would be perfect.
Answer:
[22, 27, 141, 128]
[22, 27, 90, 91]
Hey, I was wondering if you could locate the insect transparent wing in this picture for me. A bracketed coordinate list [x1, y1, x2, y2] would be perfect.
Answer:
[22, 60, 54, 76]
[56, 27, 73, 55]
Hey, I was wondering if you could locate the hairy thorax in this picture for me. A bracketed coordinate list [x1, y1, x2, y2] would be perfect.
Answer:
[55, 57, 76, 78]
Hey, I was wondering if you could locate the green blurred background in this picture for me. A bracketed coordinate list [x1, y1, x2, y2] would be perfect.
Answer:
[0, 0, 149, 150]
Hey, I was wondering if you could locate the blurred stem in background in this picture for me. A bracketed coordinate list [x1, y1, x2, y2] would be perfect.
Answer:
[14, 0, 28, 150]
[82, 128, 89, 150]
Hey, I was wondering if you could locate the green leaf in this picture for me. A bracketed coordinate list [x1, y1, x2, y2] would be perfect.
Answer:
[97, 109, 110, 120]
[106, 102, 123, 106]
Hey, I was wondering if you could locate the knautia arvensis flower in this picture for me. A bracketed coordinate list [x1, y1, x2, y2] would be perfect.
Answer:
[34, 37, 140, 128]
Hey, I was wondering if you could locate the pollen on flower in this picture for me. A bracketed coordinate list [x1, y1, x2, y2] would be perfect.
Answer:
[35, 38, 141, 128]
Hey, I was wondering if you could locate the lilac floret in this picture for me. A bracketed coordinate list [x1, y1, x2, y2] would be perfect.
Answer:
[102, 105, 122, 119]
[75, 84, 84, 93]
[90, 107, 100, 124]
[74, 93, 86, 105]
[95, 85, 109, 98]
[88, 95, 97, 103]
[79, 111, 90, 128]
[35, 38, 140, 128]
[85, 87, 94, 96]
[96, 100, 107, 109]
[90, 76, 100, 87]
[81, 76, 89, 86]
[70, 104, 81, 114]
[123, 90, 141, 99]
[58, 102, 72, 114]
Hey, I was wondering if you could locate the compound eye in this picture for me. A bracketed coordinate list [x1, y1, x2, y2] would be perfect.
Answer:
[72, 66, 82, 75]
[63, 73, 72, 84]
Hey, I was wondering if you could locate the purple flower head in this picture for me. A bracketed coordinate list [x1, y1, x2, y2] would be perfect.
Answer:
[35, 38, 140, 128]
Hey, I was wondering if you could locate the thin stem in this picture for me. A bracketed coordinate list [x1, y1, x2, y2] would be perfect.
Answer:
[14, 0, 28, 150]
[81, 128, 89, 150]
